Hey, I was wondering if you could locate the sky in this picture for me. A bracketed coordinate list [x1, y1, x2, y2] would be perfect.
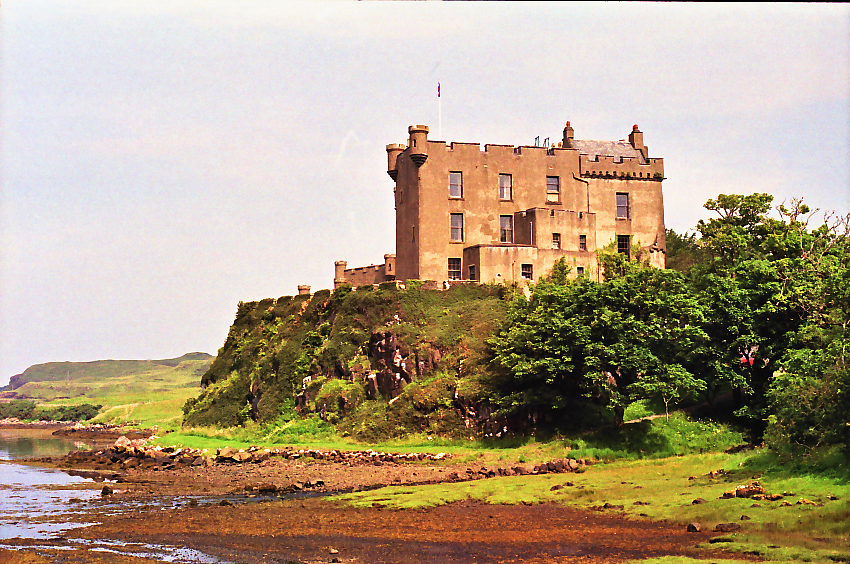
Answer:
[1, 2, 848, 384]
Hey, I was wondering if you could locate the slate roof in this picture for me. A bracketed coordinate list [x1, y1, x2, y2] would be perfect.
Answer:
[572, 139, 646, 164]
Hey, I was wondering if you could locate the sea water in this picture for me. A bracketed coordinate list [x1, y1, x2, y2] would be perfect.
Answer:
[0, 428, 231, 562]
[0, 428, 99, 539]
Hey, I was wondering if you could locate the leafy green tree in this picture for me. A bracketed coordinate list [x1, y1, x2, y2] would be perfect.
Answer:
[695, 194, 850, 440]
[489, 263, 711, 428]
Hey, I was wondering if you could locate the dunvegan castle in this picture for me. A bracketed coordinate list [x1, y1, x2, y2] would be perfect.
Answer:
[328, 121, 666, 291]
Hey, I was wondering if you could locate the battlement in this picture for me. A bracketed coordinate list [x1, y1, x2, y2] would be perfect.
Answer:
[334, 254, 396, 289]
[579, 153, 664, 180]
[387, 122, 661, 183]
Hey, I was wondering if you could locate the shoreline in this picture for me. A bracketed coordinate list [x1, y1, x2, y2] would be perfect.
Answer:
[5, 431, 742, 564]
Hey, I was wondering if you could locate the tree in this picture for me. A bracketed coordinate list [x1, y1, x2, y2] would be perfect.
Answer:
[695, 194, 850, 441]
[489, 263, 711, 428]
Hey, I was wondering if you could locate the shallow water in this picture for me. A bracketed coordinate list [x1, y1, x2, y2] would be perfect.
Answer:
[0, 428, 100, 539]
[0, 428, 232, 562]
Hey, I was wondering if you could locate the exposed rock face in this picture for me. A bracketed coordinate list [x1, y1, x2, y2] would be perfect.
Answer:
[369, 331, 415, 399]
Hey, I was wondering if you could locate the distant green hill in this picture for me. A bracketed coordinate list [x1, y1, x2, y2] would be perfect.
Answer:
[2, 353, 213, 429]
[3, 352, 213, 391]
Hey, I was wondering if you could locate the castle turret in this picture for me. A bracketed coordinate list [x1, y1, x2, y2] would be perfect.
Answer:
[298, 285, 311, 296]
[383, 253, 396, 280]
[562, 121, 575, 149]
[408, 125, 429, 167]
[386, 144, 404, 181]
[334, 260, 347, 288]
[629, 124, 648, 158]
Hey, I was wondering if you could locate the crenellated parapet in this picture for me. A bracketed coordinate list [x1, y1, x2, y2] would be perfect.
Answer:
[334, 255, 396, 289]
[579, 153, 664, 180]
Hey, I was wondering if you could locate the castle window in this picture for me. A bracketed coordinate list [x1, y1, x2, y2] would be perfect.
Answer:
[468, 265, 477, 281]
[449, 172, 463, 198]
[579, 234, 587, 251]
[500, 215, 513, 243]
[499, 174, 512, 200]
[577, 266, 585, 275]
[450, 213, 464, 242]
[546, 176, 560, 203]
[552, 233, 561, 249]
[448, 258, 462, 280]
[616, 193, 630, 219]
[617, 235, 630, 259]
[521, 264, 533, 280]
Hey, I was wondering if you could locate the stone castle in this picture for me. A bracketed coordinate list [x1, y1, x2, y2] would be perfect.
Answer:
[332, 121, 666, 289]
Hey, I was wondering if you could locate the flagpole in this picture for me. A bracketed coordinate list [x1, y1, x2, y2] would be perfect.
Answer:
[438, 81, 442, 140]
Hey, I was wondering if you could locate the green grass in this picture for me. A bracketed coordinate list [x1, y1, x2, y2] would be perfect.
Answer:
[160, 413, 744, 461]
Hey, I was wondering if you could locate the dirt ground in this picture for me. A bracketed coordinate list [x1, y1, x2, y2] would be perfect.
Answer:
[8, 427, 744, 563]
[73, 497, 733, 564]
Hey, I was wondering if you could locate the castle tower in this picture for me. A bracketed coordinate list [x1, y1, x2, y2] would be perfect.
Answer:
[333, 260, 347, 289]
[297, 285, 311, 296]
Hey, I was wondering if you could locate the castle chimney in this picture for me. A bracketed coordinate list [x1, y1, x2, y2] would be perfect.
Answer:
[408, 125, 429, 167]
[628, 124, 648, 159]
[562, 121, 575, 149]
[386, 144, 404, 181]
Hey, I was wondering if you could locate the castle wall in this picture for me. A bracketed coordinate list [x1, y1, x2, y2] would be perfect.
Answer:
[398, 138, 589, 282]
[341, 264, 390, 287]
[463, 245, 599, 284]
[587, 177, 666, 255]
[383, 121, 666, 285]
[334, 254, 397, 289]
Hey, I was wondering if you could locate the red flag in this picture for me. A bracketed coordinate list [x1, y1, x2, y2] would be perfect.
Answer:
[438, 82, 441, 98]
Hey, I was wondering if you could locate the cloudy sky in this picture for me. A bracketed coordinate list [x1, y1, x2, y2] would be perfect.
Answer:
[1, 2, 848, 383]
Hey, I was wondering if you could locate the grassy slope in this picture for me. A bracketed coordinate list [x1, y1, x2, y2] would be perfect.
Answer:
[5, 354, 212, 429]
